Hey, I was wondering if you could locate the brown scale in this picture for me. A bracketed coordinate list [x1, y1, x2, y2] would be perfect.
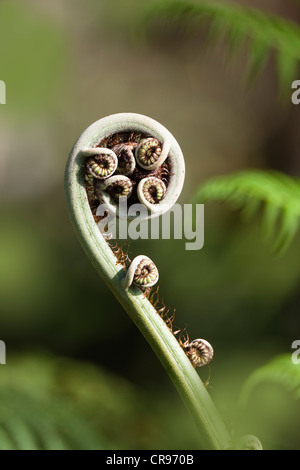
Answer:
[99, 132, 143, 149]
[90, 197, 109, 229]
[101, 132, 129, 148]
[130, 157, 171, 185]
[127, 132, 143, 144]
[145, 285, 197, 361]
[160, 162, 171, 185]
[177, 328, 190, 348]
[108, 240, 131, 268]
[146, 285, 179, 334]
[111, 142, 138, 176]
[93, 214, 103, 224]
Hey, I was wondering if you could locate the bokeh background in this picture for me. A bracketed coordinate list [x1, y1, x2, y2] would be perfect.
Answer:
[1, 0, 300, 450]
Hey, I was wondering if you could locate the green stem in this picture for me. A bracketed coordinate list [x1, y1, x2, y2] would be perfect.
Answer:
[64, 137, 231, 451]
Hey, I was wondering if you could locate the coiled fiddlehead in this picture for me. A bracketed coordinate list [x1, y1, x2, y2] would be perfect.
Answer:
[123, 255, 159, 290]
[135, 137, 171, 170]
[137, 177, 166, 207]
[84, 148, 118, 179]
[181, 338, 214, 368]
[88, 126, 182, 221]
[100, 175, 133, 201]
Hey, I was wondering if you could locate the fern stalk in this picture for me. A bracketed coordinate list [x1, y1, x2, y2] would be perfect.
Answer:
[64, 118, 231, 450]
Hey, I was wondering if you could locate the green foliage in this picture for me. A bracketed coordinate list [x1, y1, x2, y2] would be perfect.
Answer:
[145, 0, 300, 87]
[0, 389, 103, 450]
[194, 170, 300, 252]
[0, 354, 157, 450]
[240, 354, 300, 407]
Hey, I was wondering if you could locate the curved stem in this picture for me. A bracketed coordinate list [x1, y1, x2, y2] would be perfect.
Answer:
[64, 143, 231, 451]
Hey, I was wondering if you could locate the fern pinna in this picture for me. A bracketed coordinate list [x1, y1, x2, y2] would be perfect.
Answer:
[194, 170, 300, 253]
[145, 0, 300, 88]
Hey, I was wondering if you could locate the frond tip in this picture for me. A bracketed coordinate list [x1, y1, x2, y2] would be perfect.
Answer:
[194, 170, 300, 253]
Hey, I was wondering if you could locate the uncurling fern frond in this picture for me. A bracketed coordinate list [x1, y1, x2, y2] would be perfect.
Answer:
[194, 170, 300, 253]
[146, 0, 300, 87]
[239, 354, 300, 408]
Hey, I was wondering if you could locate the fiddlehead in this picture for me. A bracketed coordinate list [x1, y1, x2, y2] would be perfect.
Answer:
[99, 175, 133, 201]
[137, 177, 167, 208]
[135, 137, 171, 170]
[84, 148, 118, 179]
[181, 338, 214, 368]
[65, 112, 231, 450]
[87, 125, 181, 220]
[123, 255, 159, 290]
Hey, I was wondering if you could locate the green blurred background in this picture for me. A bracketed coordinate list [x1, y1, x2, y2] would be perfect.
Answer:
[1, 0, 300, 450]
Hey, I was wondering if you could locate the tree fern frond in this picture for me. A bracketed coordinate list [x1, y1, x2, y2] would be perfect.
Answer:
[0, 354, 161, 450]
[260, 203, 280, 243]
[194, 170, 300, 252]
[0, 425, 17, 450]
[0, 388, 103, 450]
[239, 354, 300, 408]
[3, 415, 40, 450]
[246, 37, 270, 84]
[145, 0, 300, 88]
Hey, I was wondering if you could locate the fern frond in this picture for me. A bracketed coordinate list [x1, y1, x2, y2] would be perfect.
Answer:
[0, 389, 103, 450]
[239, 354, 300, 407]
[0, 353, 167, 450]
[146, 0, 300, 87]
[0, 424, 17, 450]
[194, 170, 300, 252]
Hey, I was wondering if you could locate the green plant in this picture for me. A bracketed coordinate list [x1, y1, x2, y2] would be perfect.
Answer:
[145, 0, 300, 88]
[0, 354, 161, 450]
[64, 2, 299, 450]
[194, 170, 300, 253]
[65, 113, 233, 450]
[237, 354, 300, 449]
[240, 354, 300, 407]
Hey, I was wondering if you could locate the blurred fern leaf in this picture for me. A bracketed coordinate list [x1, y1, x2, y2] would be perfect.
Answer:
[0, 354, 156, 450]
[146, 0, 300, 87]
[0, 389, 103, 450]
[240, 354, 300, 407]
[194, 170, 300, 252]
